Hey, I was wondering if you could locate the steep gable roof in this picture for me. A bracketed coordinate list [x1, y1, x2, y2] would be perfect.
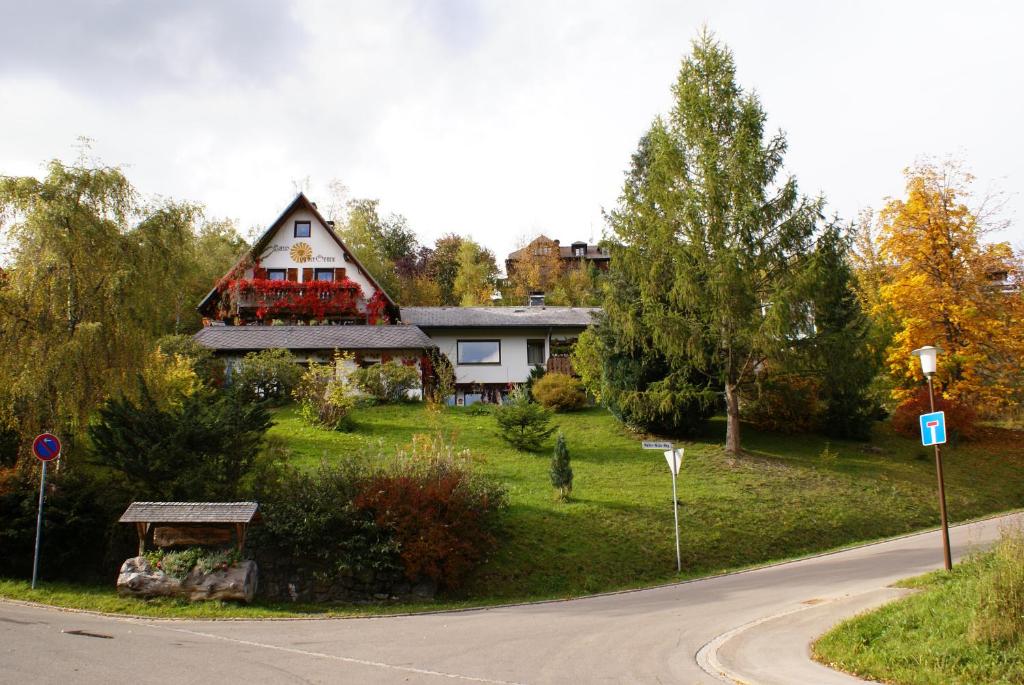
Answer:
[198, 193, 397, 315]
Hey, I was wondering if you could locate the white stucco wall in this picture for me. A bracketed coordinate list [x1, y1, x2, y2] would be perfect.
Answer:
[243, 208, 380, 304]
[425, 327, 584, 385]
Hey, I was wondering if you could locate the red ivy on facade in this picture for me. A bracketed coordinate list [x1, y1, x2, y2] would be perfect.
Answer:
[366, 291, 390, 325]
[217, 278, 366, 321]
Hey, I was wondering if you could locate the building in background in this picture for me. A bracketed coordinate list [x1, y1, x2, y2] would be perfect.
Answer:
[194, 195, 598, 403]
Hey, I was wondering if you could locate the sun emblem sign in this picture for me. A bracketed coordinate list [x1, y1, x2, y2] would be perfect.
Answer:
[290, 242, 313, 263]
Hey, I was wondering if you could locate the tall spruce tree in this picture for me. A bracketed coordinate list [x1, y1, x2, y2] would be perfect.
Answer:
[604, 32, 819, 453]
[807, 224, 879, 439]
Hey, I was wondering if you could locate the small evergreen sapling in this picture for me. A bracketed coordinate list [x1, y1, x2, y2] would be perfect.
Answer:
[494, 386, 556, 451]
[550, 432, 573, 501]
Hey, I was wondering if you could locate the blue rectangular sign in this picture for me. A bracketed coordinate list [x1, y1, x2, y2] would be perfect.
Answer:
[919, 411, 947, 447]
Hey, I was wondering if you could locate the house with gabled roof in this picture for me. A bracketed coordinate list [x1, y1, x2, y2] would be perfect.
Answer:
[194, 194, 599, 404]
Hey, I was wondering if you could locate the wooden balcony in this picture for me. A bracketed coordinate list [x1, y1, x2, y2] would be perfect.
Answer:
[546, 354, 574, 375]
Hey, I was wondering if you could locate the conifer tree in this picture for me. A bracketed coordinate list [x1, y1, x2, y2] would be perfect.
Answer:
[604, 31, 819, 453]
[549, 432, 573, 501]
[806, 224, 880, 439]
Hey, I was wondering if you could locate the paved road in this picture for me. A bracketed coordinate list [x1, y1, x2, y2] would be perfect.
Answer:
[2, 513, 1019, 685]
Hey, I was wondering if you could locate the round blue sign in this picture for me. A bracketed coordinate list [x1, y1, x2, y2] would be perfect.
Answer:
[32, 433, 61, 462]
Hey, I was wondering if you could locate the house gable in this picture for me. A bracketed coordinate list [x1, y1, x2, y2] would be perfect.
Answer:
[198, 193, 397, 321]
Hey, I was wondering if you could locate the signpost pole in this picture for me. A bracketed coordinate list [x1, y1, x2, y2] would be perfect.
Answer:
[31, 460, 47, 590]
[643, 440, 682, 573]
[670, 445, 681, 573]
[927, 375, 953, 571]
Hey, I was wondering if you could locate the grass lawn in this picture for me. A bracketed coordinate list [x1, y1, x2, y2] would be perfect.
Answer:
[4, 402, 1023, 618]
[265, 402, 1024, 601]
[813, 530, 1024, 684]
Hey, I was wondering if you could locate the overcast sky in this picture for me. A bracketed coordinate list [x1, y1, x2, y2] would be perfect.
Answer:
[2, 0, 1021, 264]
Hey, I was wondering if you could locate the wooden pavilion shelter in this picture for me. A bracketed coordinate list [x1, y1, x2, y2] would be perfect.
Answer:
[119, 502, 259, 555]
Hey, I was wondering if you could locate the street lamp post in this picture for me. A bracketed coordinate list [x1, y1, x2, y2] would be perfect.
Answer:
[912, 345, 953, 571]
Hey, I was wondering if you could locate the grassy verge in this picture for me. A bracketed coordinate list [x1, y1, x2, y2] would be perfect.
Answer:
[3, 403, 1024, 618]
[813, 528, 1024, 684]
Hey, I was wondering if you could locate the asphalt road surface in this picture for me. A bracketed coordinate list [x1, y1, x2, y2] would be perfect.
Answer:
[2, 512, 1019, 685]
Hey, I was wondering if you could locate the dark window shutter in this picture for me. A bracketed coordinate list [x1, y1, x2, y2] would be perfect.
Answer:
[334, 267, 346, 280]
[253, 267, 267, 280]
[302, 268, 313, 282]
[287, 268, 298, 282]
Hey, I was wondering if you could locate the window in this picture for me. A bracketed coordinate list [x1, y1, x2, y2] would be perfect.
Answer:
[294, 221, 311, 238]
[457, 340, 501, 365]
[266, 269, 287, 281]
[527, 339, 545, 366]
[314, 268, 335, 281]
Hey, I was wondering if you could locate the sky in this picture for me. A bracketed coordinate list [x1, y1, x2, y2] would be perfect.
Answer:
[2, 0, 1022, 266]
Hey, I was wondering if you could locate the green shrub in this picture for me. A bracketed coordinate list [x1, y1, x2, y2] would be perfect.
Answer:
[89, 381, 271, 501]
[570, 328, 604, 402]
[495, 386, 556, 451]
[294, 353, 357, 430]
[532, 373, 587, 411]
[352, 361, 421, 403]
[524, 364, 546, 397]
[602, 354, 717, 437]
[155, 334, 222, 386]
[353, 434, 508, 590]
[249, 459, 402, 586]
[250, 436, 508, 592]
[891, 386, 978, 441]
[144, 547, 241, 580]
[550, 432, 573, 501]
[233, 348, 302, 405]
[425, 350, 455, 406]
[743, 375, 822, 434]
[0, 465, 134, 581]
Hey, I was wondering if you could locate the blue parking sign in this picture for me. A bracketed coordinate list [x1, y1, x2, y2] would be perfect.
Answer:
[919, 411, 947, 446]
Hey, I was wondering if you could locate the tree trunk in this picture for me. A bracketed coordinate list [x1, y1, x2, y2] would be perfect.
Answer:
[725, 382, 741, 454]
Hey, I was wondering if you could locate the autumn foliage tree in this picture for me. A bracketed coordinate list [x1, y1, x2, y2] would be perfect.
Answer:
[872, 160, 1024, 413]
[0, 156, 241, 461]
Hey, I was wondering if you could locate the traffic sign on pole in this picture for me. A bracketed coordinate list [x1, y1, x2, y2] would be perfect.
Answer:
[643, 440, 682, 572]
[32, 433, 61, 462]
[663, 448, 682, 477]
[30, 433, 60, 590]
[919, 411, 947, 447]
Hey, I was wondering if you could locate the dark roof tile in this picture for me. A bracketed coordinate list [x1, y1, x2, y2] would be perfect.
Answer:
[119, 502, 259, 524]
[194, 324, 436, 351]
[400, 306, 599, 328]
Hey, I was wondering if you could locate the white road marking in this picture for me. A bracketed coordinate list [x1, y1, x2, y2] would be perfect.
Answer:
[145, 622, 527, 685]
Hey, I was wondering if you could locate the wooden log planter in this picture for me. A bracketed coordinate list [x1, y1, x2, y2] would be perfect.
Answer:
[117, 556, 257, 602]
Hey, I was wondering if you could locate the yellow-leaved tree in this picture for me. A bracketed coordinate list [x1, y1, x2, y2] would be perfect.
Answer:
[873, 160, 1024, 413]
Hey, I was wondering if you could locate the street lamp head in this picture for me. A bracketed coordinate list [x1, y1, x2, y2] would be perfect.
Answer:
[912, 345, 943, 376]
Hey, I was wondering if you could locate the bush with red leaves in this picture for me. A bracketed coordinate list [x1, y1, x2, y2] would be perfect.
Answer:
[354, 451, 507, 590]
[891, 386, 979, 441]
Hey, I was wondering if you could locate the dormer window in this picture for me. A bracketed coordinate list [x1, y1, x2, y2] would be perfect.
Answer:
[294, 221, 311, 238]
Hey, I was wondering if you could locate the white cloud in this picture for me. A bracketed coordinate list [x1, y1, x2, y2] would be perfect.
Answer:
[1, 0, 1021, 267]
